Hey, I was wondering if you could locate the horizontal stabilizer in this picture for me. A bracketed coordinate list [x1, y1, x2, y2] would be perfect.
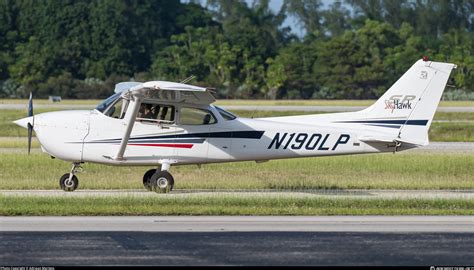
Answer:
[359, 136, 425, 146]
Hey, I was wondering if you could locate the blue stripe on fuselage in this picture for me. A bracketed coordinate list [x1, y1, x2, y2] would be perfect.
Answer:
[336, 119, 428, 126]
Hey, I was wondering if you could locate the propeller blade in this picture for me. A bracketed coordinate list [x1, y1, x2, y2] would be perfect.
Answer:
[28, 92, 33, 117]
[27, 123, 33, 155]
[27, 92, 33, 155]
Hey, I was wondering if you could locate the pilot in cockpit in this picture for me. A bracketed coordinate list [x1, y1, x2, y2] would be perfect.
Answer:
[138, 103, 158, 119]
[203, 114, 211, 125]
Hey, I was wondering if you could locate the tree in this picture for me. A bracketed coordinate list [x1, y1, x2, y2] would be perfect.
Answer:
[313, 20, 408, 99]
[266, 42, 319, 99]
[0, 0, 472, 100]
[264, 57, 287, 99]
[203, 0, 290, 97]
[152, 26, 239, 98]
[321, 1, 351, 37]
[435, 30, 474, 92]
[284, 0, 324, 37]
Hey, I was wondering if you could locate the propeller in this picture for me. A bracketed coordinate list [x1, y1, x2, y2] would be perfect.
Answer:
[27, 92, 34, 155]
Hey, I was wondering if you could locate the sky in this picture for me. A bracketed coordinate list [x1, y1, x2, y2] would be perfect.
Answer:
[265, 0, 306, 37]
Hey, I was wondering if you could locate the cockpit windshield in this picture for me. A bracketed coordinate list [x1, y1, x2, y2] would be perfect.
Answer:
[96, 92, 122, 113]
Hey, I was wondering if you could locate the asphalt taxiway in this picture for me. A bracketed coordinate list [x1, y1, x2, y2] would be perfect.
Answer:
[1, 216, 473, 266]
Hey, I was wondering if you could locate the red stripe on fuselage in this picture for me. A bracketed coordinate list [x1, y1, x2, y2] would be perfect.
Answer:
[128, 143, 193, 149]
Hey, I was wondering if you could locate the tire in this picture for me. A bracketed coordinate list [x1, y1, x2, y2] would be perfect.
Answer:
[149, 171, 174, 193]
[59, 173, 79, 192]
[143, 169, 157, 191]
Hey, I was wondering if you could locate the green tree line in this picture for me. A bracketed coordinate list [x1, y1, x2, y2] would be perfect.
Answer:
[0, 0, 472, 100]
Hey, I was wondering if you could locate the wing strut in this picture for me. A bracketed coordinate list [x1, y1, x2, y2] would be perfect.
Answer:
[114, 94, 143, 160]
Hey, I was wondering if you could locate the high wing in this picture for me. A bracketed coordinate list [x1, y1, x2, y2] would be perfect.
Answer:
[117, 81, 215, 105]
[114, 82, 142, 93]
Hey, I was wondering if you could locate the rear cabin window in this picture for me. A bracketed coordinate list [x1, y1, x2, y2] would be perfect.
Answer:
[180, 107, 217, 125]
[215, 106, 237, 120]
[137, 103, 175, 124]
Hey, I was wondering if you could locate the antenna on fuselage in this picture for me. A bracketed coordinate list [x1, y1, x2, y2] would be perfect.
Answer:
[180, 75, 195, 84]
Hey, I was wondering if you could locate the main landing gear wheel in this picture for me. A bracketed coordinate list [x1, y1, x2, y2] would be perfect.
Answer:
[59, 173, 79, 192]
[143, 169, 157, 191]
[149, 171, 174, 193]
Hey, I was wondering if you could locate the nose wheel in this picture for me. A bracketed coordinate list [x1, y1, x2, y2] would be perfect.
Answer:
[60, 173, 79, 192]
[59, 162, 81, 192]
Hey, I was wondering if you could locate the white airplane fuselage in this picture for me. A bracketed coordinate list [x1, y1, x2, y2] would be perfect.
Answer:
[13, 59, 456, 192]
[24, 103, 409, 167]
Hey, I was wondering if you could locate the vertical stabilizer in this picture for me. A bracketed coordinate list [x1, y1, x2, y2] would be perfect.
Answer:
[361, 59, 456, 145]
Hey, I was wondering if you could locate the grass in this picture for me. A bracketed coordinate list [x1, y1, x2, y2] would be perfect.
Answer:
[0, 152, 472, 190]
[0, 137, 40, 148]
[429, 122, 474, 142]
[1, 98, 472, 107]
[1, 195, 472, 216]
[2, 109, 474, 141]
[0, 108, 63, 137]
[434, 112, 474, 121]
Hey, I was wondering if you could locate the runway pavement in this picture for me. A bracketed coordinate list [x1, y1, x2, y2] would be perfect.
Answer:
[2, 103, 473, 112]
[405, 141, 474, 152]
[1, 216, 473, 232]
[1, 216, 473, 266]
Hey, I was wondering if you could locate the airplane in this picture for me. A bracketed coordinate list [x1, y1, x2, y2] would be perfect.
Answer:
[14, 58, 456, 193]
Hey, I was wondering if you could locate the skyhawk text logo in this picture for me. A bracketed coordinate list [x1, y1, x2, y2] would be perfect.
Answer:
[384, 95, 416, 113]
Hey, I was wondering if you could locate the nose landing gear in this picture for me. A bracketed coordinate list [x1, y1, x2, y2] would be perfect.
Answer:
[59, 162, 81, 192]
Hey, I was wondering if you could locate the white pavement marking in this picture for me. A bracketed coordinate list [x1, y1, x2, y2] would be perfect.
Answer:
[1, 189, 473, 199]
[1, 216, 473, 232]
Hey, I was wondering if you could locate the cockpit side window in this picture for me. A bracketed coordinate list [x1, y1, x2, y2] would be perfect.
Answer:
[103, 97, 129, 119]
[180, 107, 217, 125]
[136, 103, 175, 124]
